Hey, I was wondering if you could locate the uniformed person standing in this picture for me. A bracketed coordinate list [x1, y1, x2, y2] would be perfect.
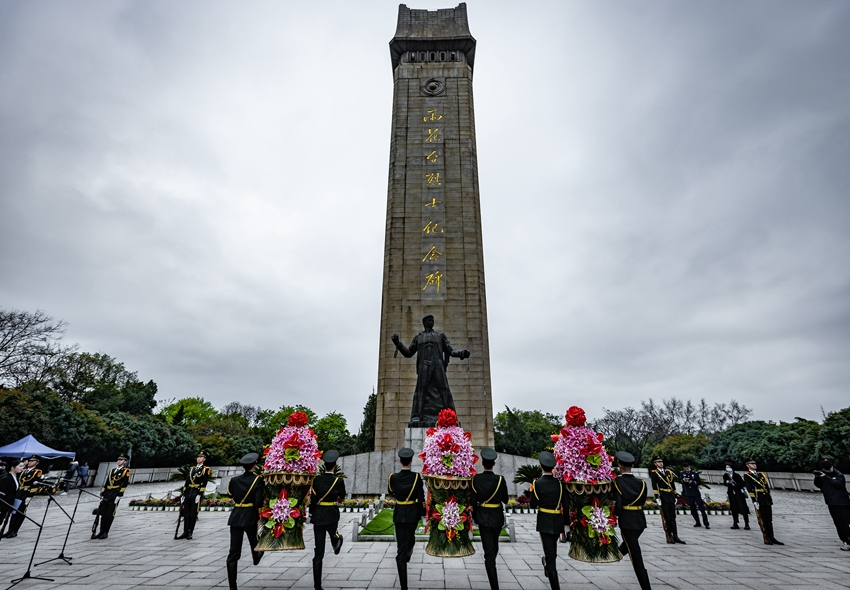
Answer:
[0, 460, 25, 537]
[177, 450, 211, 540]
[743, 458, 783, 545]
[4, 455, 43, 538]
[226, 452, 265, 590]
[471, 448, 509, 590]
[309, 450, 345, 590]
[528, 451, 564, 590]
[612, 451, 652, 590]
[722, 461, 750, 530]
[93, 453, 131, 539]
[650, 457, 685, 544]
[387, 447, 425, 590]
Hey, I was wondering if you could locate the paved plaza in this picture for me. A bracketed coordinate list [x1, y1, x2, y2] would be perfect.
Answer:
[1, 485, 848, 590]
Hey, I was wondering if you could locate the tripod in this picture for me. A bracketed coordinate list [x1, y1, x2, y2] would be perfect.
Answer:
[34, 487, 96, 568]
[0, 494, 54, 590]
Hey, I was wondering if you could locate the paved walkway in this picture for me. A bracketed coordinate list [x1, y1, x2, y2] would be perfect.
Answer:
[0, 487, 848, 590]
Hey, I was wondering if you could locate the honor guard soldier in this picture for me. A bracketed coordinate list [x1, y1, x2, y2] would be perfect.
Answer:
[93, 453, 130, 539]
[471, 448, 509, 590]
[226, 452, 265, 590]
[743, 458, 783, 545]
[387, 447, 425, 590]
[309, 449, 345, 590]
[650, 456, 685, 544]
[388, 447, 426, 590]
[177, 450, 211, 540]
[529, 451, 565, 590]
[613, 451, 652, 590]
[5, 455, 44, 538]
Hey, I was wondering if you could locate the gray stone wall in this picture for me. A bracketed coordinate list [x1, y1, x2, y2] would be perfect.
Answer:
[375, 3, 493, 452]
[337, 451, 535, 497]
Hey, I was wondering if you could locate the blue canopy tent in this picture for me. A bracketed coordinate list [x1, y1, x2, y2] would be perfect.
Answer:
[0, 435, 75, 460]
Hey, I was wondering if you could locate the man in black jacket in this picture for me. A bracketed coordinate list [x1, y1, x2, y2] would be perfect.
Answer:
[177, 450, 211, 540]
[679, 463, 709, 529]
[613, 451, 652, 590]
[529, 451, 564, 590]
[813, 459, 850, 551]
[471, 448, 509, 590]
[4, 455, 43, 538]
[387, 447, 425, 590]
[309, 450, 345, 590]
[722, 461, 750, 530]
[226, 452, 265, 590]
[0, 460, 25, 537]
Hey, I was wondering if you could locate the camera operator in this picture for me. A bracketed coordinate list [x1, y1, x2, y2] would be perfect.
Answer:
[679, 463, 710, 529]
[813, 459, 850, 551]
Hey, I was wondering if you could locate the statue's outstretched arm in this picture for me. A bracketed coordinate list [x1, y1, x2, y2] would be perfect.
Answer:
[443, 334, 471, 360]
[391, 333, 417, 358]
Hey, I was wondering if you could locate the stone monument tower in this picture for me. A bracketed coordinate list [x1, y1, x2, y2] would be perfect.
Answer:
[374, 3, 494, 451]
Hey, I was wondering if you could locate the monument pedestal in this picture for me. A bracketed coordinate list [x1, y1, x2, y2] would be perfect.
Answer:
[403, 427, 427, 468]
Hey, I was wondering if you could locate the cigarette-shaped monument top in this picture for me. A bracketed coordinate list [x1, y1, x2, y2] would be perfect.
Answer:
[390, 3, 477, 71]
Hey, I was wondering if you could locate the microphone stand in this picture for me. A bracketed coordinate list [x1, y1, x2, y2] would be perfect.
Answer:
[34, 487, 98, 567]
[0, 494, 54, 590]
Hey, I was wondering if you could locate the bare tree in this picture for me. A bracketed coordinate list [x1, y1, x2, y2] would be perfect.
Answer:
[0, 308, 77, 389]
[222, 401, 262, 427]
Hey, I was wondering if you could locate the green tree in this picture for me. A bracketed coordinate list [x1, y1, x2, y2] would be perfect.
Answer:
[255, 404, 318, 441]
[817, 407, 850, 472]
[0, 389, 52, 445]
[101, 412, 198, 467]
[356, 391, 377, 453]
[159, 397, 219, 426]
[700, 419, 822, 472]
[649, 434, 710, 470]
[494, 407, 561, 458]
[50, 352, 157, 415]
[314, 412, 356, 456]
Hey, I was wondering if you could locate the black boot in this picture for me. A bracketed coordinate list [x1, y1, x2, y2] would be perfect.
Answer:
[397, 562, 408, 590]
[226, 562, 238, 590]
[176, 531, 189, 539]
[673, 536, 686, 544]
[485, 565, 499, 590]
[313, 561, 323, 590]
[331, 531, 343, 555]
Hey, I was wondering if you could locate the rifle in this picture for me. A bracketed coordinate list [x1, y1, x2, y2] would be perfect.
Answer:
[174, 495, 185, 539]
[658, 502, 673, 543]
[749, 497, 770, 544]
[91, 501, 101, 539]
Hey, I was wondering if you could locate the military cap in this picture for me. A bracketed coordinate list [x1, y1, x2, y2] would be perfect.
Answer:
[117, 453, 129, 461]
[27, 455, 40, 462]
[481, 448, 498, 461]
[197, 450, 207, 458]
[240, 452, 259, 465]
[538, 451, 556, 469]
[681, 462, 690, 468]
[745, 457, 757, 465]
[615, 451, 635, 465]
[323, 450, 339, 463]
[652, 456, 664, 463]
[397, 447, 414, 459]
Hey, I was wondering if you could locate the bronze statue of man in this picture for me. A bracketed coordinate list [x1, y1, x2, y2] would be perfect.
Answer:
[392, 314, 471, 427]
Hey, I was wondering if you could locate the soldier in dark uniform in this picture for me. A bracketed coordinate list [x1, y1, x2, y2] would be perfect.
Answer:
[743, 458, 783, 545]
[612, 451, 652, 590]
[387, 447, 425, 590]
[177, 450, 211, 540]
[528, 451, 564, 590]
[5, 455, 44, 538]
[226, 452, 265, 590]
[470, 448, 509, 590]
[722, 461, 750, 530]
[650, 457, 685, 544]
[93, 453, 131, 539]
[309, 449, 345, 590]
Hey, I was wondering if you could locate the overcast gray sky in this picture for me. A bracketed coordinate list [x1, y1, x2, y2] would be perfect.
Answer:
[1, 1, 848, 431]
